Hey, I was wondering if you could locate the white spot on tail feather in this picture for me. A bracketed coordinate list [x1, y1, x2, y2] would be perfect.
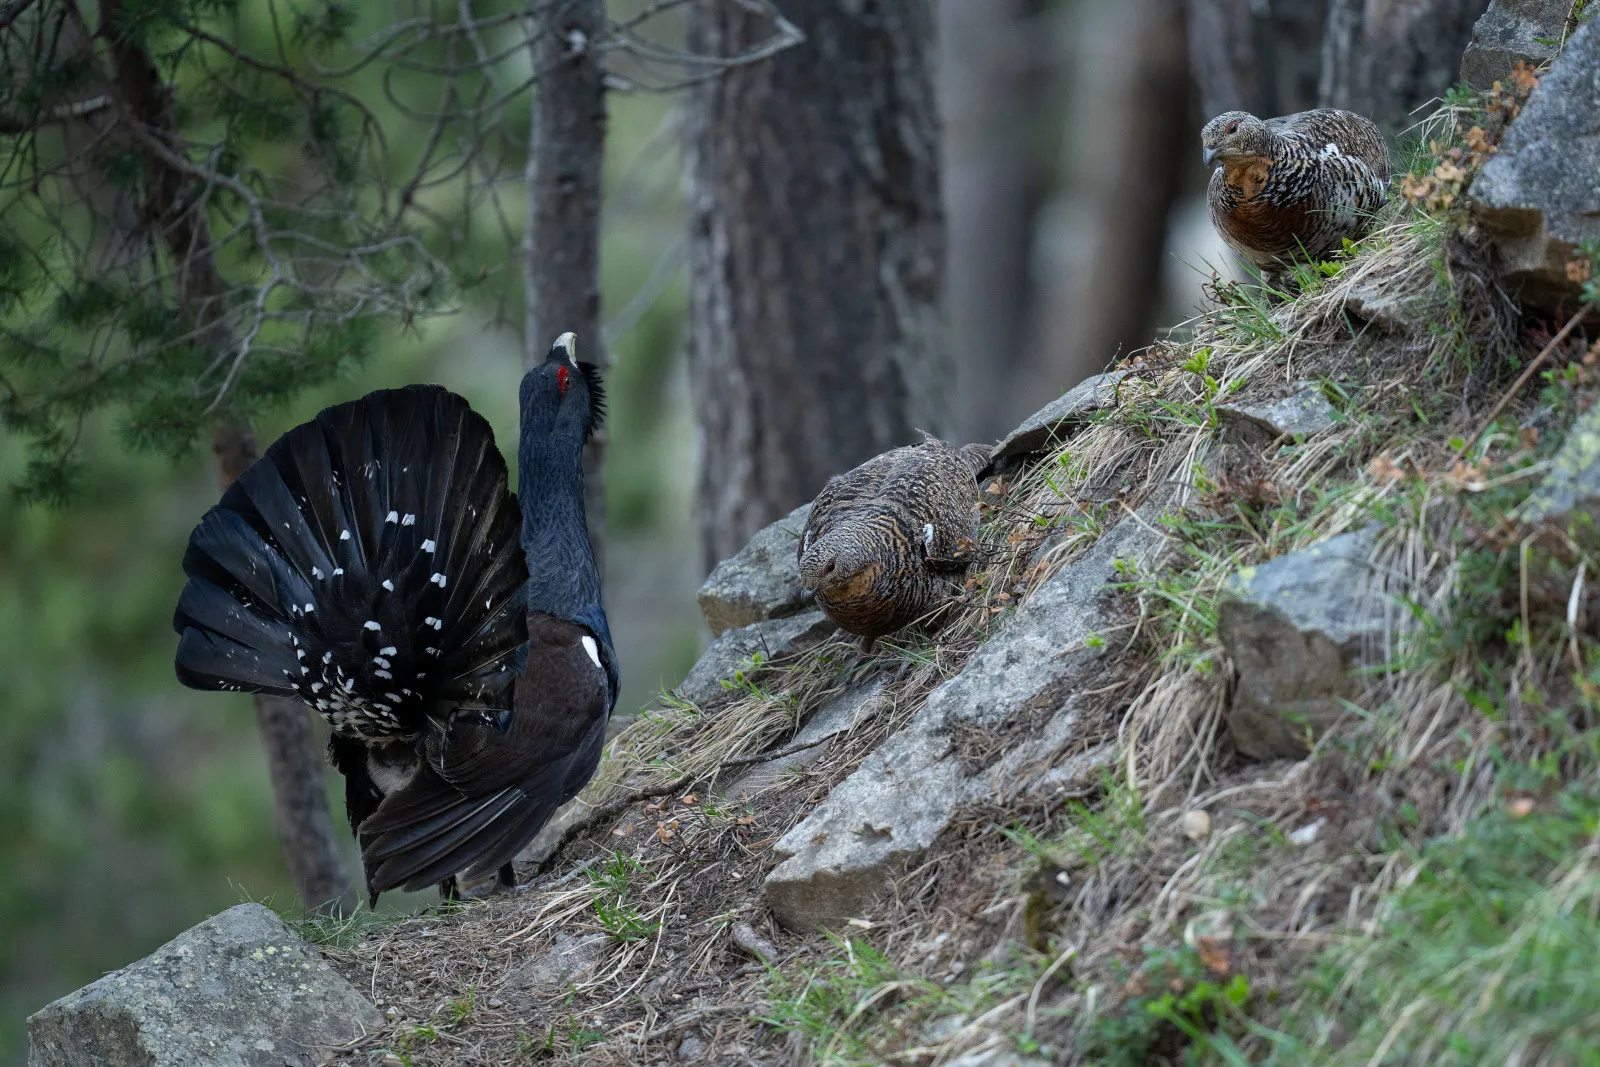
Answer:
[385, 511, 399, 524]
[581, 636, 602, 669]
[402, 514, 415, 526]
[364, 620, 381, 631]
[382, 580, 394, 591]
[421, 539, 436, 553]
[379, 646, 397, 655]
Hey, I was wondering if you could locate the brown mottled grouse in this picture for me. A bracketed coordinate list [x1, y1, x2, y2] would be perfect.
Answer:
[798, 433, 990, 647]
[1202, 108, 1390, 272]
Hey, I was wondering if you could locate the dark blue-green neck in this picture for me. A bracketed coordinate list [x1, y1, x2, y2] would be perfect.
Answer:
[517, 427, 603, 624]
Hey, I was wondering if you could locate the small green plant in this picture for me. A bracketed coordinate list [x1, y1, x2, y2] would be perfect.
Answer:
[1085, 944, 1257, 1067]
[586, 851, 660, 943]
[517, 1014, 608, 1061]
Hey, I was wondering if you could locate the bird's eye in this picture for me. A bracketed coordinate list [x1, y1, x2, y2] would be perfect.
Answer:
[557, 365, 571, 396]
[1226, 121, 1239, 135]
[821, 559, 836, 577]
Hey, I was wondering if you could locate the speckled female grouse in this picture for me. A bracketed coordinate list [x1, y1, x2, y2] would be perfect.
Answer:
[1202, 108, 1389, 272]
[173, 334, 617, 904]
[798, 433, 990, 647]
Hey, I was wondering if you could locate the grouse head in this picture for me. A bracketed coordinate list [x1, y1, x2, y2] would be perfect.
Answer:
[798, 515, 890, 606]
[1201, 111, 1273, 168]
[519, 332, 607, 451]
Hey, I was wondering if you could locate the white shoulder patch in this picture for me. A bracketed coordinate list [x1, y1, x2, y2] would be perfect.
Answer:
[581, 635, 602, 670]
[922, 522, 935, 548]
[1321, 142, 1340, 157]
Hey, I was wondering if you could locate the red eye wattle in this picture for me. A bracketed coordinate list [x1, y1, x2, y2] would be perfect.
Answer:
[558, 365, 571, 395]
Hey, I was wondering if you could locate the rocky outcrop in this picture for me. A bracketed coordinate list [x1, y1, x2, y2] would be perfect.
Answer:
[762, 501, 1167, 931]
[1472, 17, 1600, 314]
[696, 503, 812, 636]
[1459, 0, 1571, 89]
[1217, 384, 1340, 446]
[986, 371, 1128, 468]
[674, 610, 836, 709]
[1517, 401, 1600, 526]
[28, 904, 380, 1067]
[723, 681, 886, 799]
[1217, 528, 1388, 760]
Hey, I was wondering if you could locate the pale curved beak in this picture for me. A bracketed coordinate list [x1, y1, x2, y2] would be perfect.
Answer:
[1202, 147, 1218, 167]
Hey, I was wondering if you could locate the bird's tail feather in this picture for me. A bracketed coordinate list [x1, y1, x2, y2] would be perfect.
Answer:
[173, 385, 528, 731]
[358, 762, 570, 893]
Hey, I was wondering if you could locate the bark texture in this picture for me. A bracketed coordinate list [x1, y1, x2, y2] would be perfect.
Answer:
[1025, 0, 1191, 408]
[1186, 0, 1486, 133]
[1319, 0, 1484, 132]
[1184, 0, 1325, 119]
[524, 0, 608, 572]
[937, 0, 1051, 443]
[98, 0, 355, 915]
[685, 0, 950, 572]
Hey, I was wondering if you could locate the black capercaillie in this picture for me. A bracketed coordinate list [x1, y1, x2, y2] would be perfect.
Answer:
[798, 433, 990, 648]
[1202, 108, 1390, 273]
[173, 334, 618, 905]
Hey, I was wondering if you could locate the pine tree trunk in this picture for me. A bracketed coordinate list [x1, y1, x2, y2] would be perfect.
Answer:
[1183, 0, 1327, 119]
[937, 0, 1050, 443]
[101, 0, 355, 916]
[1318, 0, 1484, 133]
[1185, 0, 1483, 133]
[684, 0, 950, 572]
[1026, 0, 1191, 407]
[524, 0, 608, 574]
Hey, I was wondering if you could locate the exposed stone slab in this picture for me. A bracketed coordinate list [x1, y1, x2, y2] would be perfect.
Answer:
[988, 371, 1129, 467]
[764, 504, 1169, 931]
[28, 903, 381, 1067]
[945, 1049, 1054, 1067]
[1516, 380, 1600, 528]
[1459, 0, 1569, 89]
[1217, 528, 1388, 760]
[696, 503, 812, 637]
[1217, 384, 1340, 444]
[723, 681, 886, 800]
[1471, 17, 1600, 314]
[506, 931, 607, 996]
[674, 610, 836, 710]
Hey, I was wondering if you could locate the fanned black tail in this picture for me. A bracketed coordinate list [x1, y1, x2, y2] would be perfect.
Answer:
[173, 385, 528, 739]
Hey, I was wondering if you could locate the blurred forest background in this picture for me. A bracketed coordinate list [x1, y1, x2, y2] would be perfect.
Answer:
[0, 0, 1483, 1058]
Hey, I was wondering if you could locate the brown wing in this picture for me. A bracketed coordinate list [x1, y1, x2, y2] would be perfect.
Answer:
[1272, 108, 1389, 180]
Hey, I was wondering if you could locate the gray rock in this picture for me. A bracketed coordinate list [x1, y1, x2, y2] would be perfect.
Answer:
[988, 371, 1129, 467]
[1516, 402, 1600, 526]
[1471, 18, 1600, 313]
[674, 610, 836, 710]
[1217, 528, 1388, 760]
[697, 503, 812, 637]
[28, 903, 381, 1067]
[1217, 384, 1340, 444]
[722, 681, 886, 800]
[944, 1049, 1054, 1067]
[764, 504, 1169, 932]
[507, 931, 607, 995]
[1460, 0, 1569, 89]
